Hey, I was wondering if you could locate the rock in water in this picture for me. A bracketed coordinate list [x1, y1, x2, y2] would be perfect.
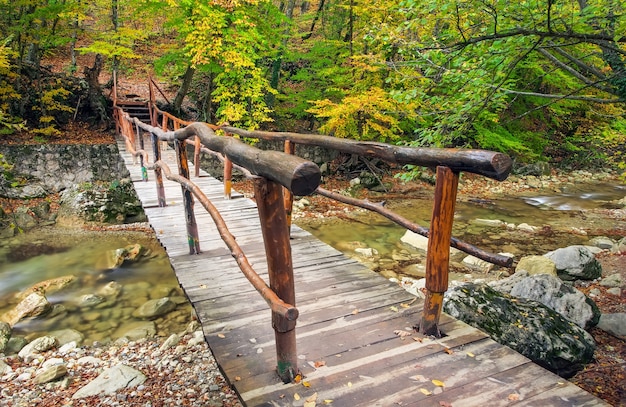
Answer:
[1, 292, 51, 327]
[544, 245, 602, 281]
[444, 283, 595, 377]
[132, 297, 176, 319]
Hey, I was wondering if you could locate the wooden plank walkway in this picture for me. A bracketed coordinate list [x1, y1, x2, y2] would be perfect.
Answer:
[117, 137, 608, 407]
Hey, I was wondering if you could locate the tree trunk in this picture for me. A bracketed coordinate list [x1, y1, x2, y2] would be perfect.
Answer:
[83, 54, 108, 124]
[173, 65, 195, 114]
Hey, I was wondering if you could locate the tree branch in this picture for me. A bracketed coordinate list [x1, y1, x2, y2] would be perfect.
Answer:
[537, 48, 615, 94]
[496, 86, 624, 103]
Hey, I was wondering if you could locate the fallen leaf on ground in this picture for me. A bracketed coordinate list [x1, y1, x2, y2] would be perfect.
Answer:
[314, 360, 326, 368]
[508, 393, 520, 401]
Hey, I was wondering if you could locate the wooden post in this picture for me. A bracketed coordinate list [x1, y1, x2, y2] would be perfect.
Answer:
[419, 166, 459, 337]
[254, 178, 298, 383]
[194, 136, 201, 178]
[223, 131, 233, 199]
[175, 139, 201, 254]
[283, 140, 295, 233]
[136, 124, 148, 182]
[152, 132, 166, 207]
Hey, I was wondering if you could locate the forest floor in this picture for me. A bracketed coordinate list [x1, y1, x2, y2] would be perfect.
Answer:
[2, 119, 625, 406]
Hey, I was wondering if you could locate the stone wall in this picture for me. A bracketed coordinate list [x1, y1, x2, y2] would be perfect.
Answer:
[0, 144, 129, 198]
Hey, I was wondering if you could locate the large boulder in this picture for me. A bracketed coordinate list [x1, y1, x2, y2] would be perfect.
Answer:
[544, 245, 602, 281]
[490, 271, 600, 329]
[444, 283, 595, 377]
[132, 297, 176, 319]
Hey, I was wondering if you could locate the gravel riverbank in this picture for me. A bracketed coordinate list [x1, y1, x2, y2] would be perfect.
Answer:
[0, 322, 242, 407]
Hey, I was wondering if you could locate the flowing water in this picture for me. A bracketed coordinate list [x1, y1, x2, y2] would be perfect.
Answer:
[0, 228, 192, 345]
[297, 183, 625, 274]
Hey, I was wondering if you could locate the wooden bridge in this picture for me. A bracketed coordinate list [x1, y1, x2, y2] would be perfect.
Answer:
[113, 97, 608, 406]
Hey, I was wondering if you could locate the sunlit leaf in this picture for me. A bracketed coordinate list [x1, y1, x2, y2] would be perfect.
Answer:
[432, 379, 445, 387]
[466, 352, 475, 358]
[419, 388, 432, 396]
[294, 393, 301, 401]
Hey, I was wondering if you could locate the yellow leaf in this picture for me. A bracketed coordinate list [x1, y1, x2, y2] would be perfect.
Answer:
[443, 347, 453, 354]
[400, 303, 410, 308]
[303, 381, 311, 387]
[351, 309, 359, 315]
[217, 333, 225, 338]
[235, 376, 241, 381]
[432, 379, 445, 387]
[306, 392, 318, 402]
[420, 388, 432, 396]
[390, 306, 399, 312]
[324, 400, 333, 404]
[200, 284, 207, 289]
[347, 382, 352, 387]
[294, 393, 301, 401]
[466, 352, 475, 358]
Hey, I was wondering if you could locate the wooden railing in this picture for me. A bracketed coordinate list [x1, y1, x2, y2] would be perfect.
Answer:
[113, 103, 513, 384]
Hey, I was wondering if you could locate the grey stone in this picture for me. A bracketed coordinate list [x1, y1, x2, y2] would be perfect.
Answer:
[597, 313, 626, 340]
[599, 273, 623, 288]
[98, 281, 123, 298]
[544, 245, 602, 281]
[115, 321, 157, 341]
[444, 283, 595, 377]
[34, 364, 68, 384]
[18, 336, 58, 362]
[0, 321, 10, 353]
[515, 255, 557, 276]
[607, 287, 622, 296]
[132, 297, 176, 319]
[587, 236, 615, 250]
[5, 336, 28, 354]
[49, 328, 84, 347]
[508, 273, 600, 329]
[78, 294, 106, 308]
[72, 364, 146, 399]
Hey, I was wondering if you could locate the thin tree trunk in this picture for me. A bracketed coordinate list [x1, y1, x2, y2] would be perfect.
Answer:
[303, 0, 326, 40]
[173, 65, 195, 113]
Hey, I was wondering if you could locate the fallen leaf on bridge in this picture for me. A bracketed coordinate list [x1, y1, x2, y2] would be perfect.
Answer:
[324, 400, 333, 404]
[314, 360, 326, 368]
[304, 392, 318, 407]
[351, 309, 359, 315]
[390, 306, 399, 312]
[394, 330, 412, 339]
[419, 388, 432, 396]
[466, 352, 475, 357]
[303, 381, 311, 387]
[432, 379, 445, 387]
[443, 347, 453, 354]
[217, 333, 225, 338]
[294, 393, 301, 401]
[439, 401, 453, 407]
[508, 393, 520, 401]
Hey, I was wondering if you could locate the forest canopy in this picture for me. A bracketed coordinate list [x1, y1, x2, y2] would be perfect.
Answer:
[0, 0, 624, 170]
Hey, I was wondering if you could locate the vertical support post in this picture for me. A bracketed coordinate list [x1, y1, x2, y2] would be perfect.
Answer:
[223, 131, 233, 199]
[175, 139, 201, 254]
[194, 136, 201, 178]
[136, 124, 148, 182]
[152, 132, 166, 207]
[283, 140, 295, 233]
[419, 166, 459, 337]
[254, 178, 298, 383]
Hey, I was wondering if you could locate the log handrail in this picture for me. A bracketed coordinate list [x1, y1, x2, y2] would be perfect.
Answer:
[219, 127, 512, 181]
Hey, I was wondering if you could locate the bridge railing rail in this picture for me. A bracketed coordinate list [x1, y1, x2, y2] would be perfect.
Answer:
[114, 103, 513, 384]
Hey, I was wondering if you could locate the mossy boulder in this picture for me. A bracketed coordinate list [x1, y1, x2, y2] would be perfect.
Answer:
[444, 283, 595, 377]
